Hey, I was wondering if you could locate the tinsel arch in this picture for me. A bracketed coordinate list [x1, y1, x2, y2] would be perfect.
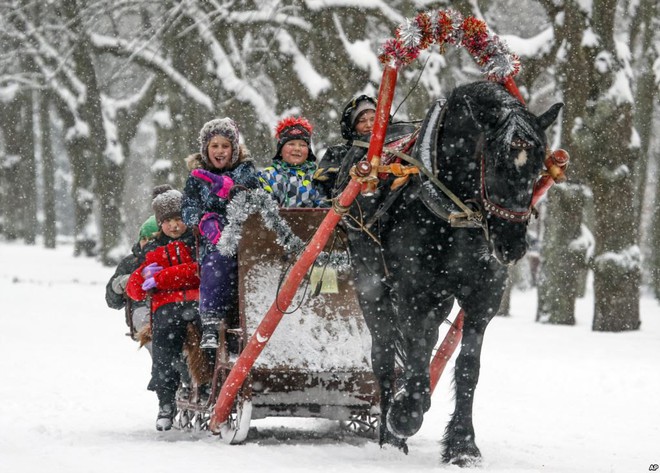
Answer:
[379, 9, 520, 81]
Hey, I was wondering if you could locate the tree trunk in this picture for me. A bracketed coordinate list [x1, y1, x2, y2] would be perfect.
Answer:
[40, 92, 57, 249]
[649, 157, 660, 297]
[64, 130, 97, 257]
[631, 0, 660, 287]
[60, 0, 122, 264]
[19, 90, 37, 245]
[587, 103, 641, 331]
[0, 97, 26, 240]
[535, 2, 591, 325]
[537, 184, 589, 324]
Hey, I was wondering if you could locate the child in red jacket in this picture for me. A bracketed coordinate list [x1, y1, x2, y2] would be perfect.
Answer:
[127, 188, 200, 431]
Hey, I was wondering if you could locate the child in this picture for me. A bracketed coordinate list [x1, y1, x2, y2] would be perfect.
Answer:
[182, 117, 259, 350]
[126, 188, 200, 431]
[105, 213, 159, 352]
[258, 116, 326, 207]
[105, 185, 173, 349]
[314, 95, 377, 197]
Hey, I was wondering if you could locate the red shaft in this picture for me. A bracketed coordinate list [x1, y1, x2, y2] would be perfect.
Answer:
[502, 76, 525, 105]
[429, 310, 464, 394]
[363, 64, 399, 194]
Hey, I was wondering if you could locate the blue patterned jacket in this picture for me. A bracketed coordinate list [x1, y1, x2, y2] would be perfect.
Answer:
[258, 160, 327, 208]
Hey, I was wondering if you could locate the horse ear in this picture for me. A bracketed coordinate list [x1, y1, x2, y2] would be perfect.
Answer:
[537, 103, 563, 130]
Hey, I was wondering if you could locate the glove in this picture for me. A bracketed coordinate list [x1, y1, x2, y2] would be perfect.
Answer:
[199, 212, 224, 245]
[141, 262, 163, 279]
[191, 169, 234, 199]
[141, 277, 157, 291]
[111, 274, 130, 295]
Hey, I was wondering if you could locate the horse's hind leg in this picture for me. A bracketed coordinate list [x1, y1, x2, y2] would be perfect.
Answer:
[442, 313, 490, 466]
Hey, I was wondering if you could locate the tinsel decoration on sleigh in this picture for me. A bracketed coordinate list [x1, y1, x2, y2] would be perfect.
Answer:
[379, 9, 521, 81]
[217, 188, 350, 270]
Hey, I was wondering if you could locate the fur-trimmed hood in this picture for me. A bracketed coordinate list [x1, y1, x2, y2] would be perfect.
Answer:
[185, 148, 251, 172]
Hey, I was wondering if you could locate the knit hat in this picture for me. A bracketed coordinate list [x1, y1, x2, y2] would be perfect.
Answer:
[274, 116, 316, 161]
[350, 99, 377, 128]
[138, 215, 159, 241]
[198, 117, 240, 167]
[152, 189, 183, 225]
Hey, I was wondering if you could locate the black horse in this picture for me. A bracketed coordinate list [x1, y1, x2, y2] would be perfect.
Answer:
[335, 81, 562, 465]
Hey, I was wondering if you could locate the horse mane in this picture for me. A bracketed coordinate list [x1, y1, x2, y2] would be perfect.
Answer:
[462, 82, 544, 151]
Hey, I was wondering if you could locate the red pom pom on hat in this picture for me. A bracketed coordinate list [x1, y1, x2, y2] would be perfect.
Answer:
[275, 116, 313, 140]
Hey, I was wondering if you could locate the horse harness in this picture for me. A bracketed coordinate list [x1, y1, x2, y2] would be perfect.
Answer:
[345, 97, 543, 244]
[345, 102, 487, 240]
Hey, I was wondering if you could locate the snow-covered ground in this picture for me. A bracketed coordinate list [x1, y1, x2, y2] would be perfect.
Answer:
[1, 241, 658, 472]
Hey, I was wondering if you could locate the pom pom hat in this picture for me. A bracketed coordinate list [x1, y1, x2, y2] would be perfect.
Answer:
[152, 189, 183, 226]
[198, 117, 241, 167]
[274, 116, 316, 161]
[138, 215, 159, 241]
[151, 184, 173, 200]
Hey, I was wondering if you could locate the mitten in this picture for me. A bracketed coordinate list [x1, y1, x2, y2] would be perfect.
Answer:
[191, 169, 234, 199]
[199, 212, 224, 245]
[111, 274, 130, 295]
[141, 277, 157, 291]
[141, 262, 163, 279]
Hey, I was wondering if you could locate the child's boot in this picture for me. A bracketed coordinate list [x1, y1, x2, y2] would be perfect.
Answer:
[200, 322, 218, 350]
[156, 400, 176, 431]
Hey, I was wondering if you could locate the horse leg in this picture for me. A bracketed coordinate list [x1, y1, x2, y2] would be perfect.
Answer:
[368, 310, 409, 454]
[387, 296, 453, 439]
[442, 314, 490, 466]
[348, 234, 407, 452]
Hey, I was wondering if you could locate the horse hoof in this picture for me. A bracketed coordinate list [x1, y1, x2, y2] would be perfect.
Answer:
[442, 443, 482, 467]
[446, 454, 482, 468]
[379, 429, 409, 454]
[385, 391, 425, 438]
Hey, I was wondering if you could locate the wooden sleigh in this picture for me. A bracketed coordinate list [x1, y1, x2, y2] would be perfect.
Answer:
[174, 209, 380, 442]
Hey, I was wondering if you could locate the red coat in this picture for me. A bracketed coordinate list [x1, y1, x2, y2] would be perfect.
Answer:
[127, 234, 200, 314]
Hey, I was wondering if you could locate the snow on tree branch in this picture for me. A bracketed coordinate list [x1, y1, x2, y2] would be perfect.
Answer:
[274, 30, 331, 98]
[226, 10, 311, 30]
[332, 13, 382, 83]
[183, 0, 277, 125]
[90, 33, 214, 111]
[593, 245, 641, 273]
[501, 28, 555, 58]
[7, 11, 86, 108]
[304, 0, 404, 24]
[103, 76, 156, 112]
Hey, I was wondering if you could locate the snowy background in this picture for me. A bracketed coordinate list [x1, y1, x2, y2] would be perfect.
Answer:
[1, 241, 658, 472]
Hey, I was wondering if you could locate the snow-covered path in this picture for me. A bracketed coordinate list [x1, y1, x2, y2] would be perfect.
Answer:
[1, 242, 658, 472]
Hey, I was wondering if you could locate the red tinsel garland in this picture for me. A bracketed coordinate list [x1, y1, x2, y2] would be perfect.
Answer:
[378, 9, 520, 81]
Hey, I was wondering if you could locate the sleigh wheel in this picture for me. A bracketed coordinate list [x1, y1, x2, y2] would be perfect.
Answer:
[216, 397, 252, 444]
[341, 411, 380, 439]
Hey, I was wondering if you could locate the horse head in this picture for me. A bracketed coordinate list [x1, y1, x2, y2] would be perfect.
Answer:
[478, 96, 563, 264]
